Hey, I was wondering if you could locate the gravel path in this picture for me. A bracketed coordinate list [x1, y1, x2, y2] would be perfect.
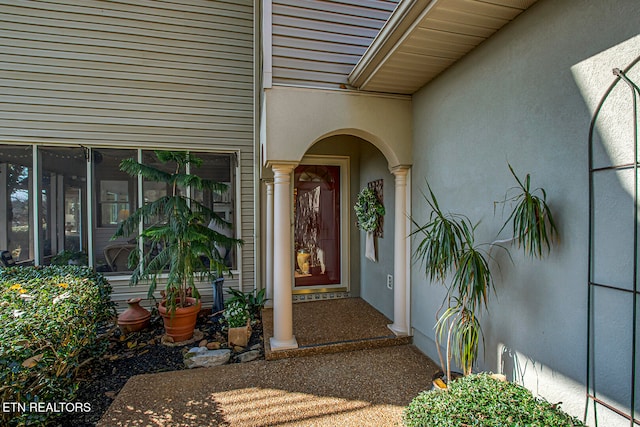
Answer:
[98, 345, 438, 427]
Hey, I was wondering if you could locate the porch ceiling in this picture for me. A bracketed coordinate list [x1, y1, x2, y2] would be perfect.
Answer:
[348, 0, 538, 95]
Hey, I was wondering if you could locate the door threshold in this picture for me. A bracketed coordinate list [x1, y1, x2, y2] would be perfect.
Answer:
[292, 291, 351, 302]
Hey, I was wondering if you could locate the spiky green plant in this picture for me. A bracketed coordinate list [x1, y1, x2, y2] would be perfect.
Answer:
[411, 183, 472, 283]
[412, 184, 494, 379]
[498, 164, 558, 258]
[435, 300, 483, 378]
[113, 151, 242, 312]
[412, 164, 557, 382]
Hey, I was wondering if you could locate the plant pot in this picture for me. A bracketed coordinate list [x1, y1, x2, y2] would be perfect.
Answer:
[117, 298, 151, 334]
[431, 370, 463, 390]
[158, 297, 201, 342]
[297, 249, 311, 274]
[228, 321, 251, 347]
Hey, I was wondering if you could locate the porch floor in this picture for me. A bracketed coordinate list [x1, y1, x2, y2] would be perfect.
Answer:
[262, 297, 411, 360]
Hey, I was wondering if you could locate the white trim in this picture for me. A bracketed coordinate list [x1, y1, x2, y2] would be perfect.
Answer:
[265, 180, 274, 304]
[271, 83, 411, 100]
[271, 163, 298, 350]
[356, 0, 440, 91]
[405, 167, 412, 334]
[253, 0, 262, 294]
[234, 150, 243, 291]
[388, 165, 410, 336]
[137, 149, 144, 264]
[294, 155, 350, 293]
[262, 0, 273, 89]
[87, 148, 94, 267]
[32, 145, 40, 265]
[349, 0, 436, 88]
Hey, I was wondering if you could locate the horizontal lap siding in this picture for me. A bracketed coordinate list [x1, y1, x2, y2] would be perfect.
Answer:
[272, 0, 398, 88]
[0, 0, 257, 307]
[0, 0, 254, 148]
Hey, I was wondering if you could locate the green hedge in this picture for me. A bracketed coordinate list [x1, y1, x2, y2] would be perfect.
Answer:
[0, 266, 115, 426]
[404, 373, 586, 427]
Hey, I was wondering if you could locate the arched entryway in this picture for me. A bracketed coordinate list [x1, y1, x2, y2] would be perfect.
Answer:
[262, 87, 412, 351]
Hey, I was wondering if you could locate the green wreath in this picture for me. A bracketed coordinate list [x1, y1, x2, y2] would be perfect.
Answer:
[354, 187, 385, 232]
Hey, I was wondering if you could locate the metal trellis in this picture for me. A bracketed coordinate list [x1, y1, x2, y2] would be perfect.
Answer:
[587, 60, 640, 426]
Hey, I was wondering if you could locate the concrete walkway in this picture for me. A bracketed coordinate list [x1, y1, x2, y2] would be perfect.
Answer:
[262, 298, 412, 360]
[98, 345, 438, 427]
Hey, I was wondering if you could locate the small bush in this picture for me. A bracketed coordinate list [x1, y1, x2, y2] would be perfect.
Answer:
[226, 288, 267, 320]
[403, 373, 586, 427]
[223, 299, 250, 328]
[0, 266, 115, 426]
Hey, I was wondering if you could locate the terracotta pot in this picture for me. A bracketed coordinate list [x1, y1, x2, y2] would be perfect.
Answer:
[158, 297, 201, 342]
[117, 298, 151, 334]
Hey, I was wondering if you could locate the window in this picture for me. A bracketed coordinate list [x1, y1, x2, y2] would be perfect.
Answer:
[39, 147, 87, 263]
[0, 145, 237, 272]
[99, 180, 130, 226]
[191, 153, 236, 268]
[93, 149, 137, 272]
[92, 149, 237, 273]
[0, 146, 33, 263]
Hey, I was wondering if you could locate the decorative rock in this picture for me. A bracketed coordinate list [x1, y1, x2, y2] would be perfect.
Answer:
[233, 346, 245, 352]
[184, 347, 231, 368]
[206, 342, 221, 350]
[199, 339, 208, 347]
[249, 343, 263, 351]
[162, 329, 204, 347]
[237, 350, 260, 363]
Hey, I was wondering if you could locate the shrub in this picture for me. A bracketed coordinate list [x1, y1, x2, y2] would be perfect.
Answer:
[403, 373, 586, 427]
[223, 299, 250, 328]
[0, 266, 115, 426]
[226, 288, 267, 320]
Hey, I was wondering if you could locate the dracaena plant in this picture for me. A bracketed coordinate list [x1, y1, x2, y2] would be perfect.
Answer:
[412, 183, 495, 380]
[496, 164, 558, 257]
[113, 151, 242, 313]
[412, 164, 557, 384]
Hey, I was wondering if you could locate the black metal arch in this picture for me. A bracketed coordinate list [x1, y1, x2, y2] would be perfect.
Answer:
[587, 58, 640, 426]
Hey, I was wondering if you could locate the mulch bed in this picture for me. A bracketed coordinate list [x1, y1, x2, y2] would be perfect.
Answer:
[53, 310, 264, 427]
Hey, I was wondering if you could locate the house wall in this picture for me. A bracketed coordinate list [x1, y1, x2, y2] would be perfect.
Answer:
[358, 143, 395, 319]
[0, 0, 258, 303]
[262, 86, 412, 168]
[270, 0, 398, 89]
[409, 0, 639, 424]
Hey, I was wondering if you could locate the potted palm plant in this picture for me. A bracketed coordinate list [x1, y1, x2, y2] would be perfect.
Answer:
[413, 164, 557, 387]
[113, 151, 242, 342]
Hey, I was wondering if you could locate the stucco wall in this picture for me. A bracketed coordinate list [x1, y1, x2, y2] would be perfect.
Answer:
[262, 86, 412, 168]
[358, 143, 395, 319]
[410, 0, 640, 424]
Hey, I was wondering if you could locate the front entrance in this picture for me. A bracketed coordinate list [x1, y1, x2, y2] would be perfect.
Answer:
[293, 156, 349, 293]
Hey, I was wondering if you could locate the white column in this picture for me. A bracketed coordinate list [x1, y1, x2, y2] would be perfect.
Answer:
[388, 166, 410, 336]
[270, 164, 298, 350]
[264, 181, 274, 307]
